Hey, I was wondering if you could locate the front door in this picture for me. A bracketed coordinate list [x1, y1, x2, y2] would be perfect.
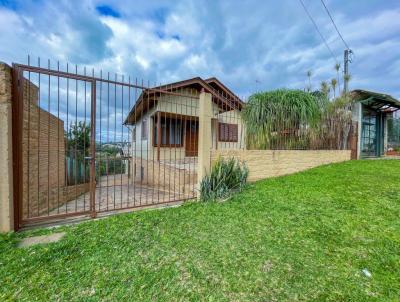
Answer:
[185, 120, 198, 157]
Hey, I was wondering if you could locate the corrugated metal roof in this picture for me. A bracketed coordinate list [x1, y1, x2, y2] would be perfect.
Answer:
[350, 89, 400, 112]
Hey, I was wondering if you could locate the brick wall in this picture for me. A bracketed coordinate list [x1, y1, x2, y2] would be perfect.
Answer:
[21, 79, 89, 218]
[211, 149, 351, 182]
[0, 63, 14, 231]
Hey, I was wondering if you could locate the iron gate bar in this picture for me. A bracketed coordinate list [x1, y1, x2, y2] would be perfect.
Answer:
[37, 58, 40, 217]
[12, 65, 23, 230]
[90, 69, 96, 218]
[13, 64, 200, 99]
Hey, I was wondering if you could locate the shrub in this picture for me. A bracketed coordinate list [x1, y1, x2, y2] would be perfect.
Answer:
[200, 157, 248, 201]
[241, 89, 322, 149]
[241, 89, 353, 150]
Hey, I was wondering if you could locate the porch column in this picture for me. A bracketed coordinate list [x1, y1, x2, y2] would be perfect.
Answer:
[0, 62, 14, 232]
[197, 89, 213, 195]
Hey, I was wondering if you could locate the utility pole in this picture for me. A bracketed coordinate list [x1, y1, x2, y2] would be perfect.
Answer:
[343, 49, 353, 94]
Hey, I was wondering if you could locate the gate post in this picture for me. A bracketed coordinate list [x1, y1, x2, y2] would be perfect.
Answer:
[0, 62, 14, 232]
[197, 89, 212, 196]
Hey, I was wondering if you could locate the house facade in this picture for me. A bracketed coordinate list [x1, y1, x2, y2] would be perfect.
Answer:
[124, 77, 245, 162]
[124, 77, 244, 192]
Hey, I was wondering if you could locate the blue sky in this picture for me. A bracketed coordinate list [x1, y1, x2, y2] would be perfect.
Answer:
[0, 0, 399, 98]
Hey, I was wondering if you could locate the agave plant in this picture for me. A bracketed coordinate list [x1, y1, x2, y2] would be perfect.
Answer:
[200, 157, 248, 202]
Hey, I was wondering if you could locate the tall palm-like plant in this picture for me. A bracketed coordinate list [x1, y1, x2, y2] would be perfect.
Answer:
[306, 70, 312, 92]
[330, 78, 337, 98]
[344, 74, 351, 94]
[241, 89, 322, 149]
[334, 63, 341, 94]
[320, 81, 330, 99]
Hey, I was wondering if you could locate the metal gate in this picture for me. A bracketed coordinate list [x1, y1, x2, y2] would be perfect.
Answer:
[12, 59, 199, 230]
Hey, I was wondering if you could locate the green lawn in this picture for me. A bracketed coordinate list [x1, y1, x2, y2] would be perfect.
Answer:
[1, 160, 400, 301]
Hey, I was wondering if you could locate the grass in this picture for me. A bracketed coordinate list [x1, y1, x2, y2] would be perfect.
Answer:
[1, 160, 400, 301]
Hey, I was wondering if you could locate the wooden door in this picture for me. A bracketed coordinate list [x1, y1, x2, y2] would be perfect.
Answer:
[185, 120, 198, 157]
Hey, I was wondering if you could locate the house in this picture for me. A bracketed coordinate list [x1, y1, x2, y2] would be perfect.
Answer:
[351, 89, 400, 158]
[123, 77, 244, 193]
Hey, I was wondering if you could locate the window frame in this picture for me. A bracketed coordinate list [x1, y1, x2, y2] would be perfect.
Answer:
[218, 122, 238, 142]
[153, 117, 184, 148]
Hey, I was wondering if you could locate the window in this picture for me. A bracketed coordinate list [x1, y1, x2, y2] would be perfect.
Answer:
[153, 117, 183, 147]
[141, 118, 148, 140]
[218, 122, 238, 142]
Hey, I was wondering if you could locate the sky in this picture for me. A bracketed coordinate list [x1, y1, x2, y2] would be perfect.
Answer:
[0, 0, 399, 100]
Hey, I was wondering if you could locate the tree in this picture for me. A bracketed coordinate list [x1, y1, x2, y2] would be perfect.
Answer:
[65, 121, 91, 185]
[334, 63, 341, 94]
[241, 89, 353, 150]
[330, 78, 337, 98]
[306, 70, 313, 92]
[66, 121, 91, 159]
[241, 89, 322, 149]
[320, 81, 331, 98]
[344, 74, 352, 93]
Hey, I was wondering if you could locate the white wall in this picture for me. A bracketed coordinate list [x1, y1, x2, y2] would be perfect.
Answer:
[131, 107, 156, 160]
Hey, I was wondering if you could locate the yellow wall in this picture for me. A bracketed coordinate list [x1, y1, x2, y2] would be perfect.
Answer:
[212, 109, 245, 150]
[211, 149, 351, 182]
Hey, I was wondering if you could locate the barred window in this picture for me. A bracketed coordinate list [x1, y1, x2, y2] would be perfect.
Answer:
[218, 123, 238, 142]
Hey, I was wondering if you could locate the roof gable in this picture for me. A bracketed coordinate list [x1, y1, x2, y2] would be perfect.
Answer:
[124, 77, 243, 125]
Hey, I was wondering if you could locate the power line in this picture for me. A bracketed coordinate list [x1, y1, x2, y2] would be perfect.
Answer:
[320, 0, 350, 50]
[298, 0, 338, 64]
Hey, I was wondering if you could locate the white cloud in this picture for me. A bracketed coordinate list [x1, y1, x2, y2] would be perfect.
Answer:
[0, 0, 399, 99]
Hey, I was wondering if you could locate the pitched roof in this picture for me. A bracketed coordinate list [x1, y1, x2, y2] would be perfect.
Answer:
[124, 77, 243, 125]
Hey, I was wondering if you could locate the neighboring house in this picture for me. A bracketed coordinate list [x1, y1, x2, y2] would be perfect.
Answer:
[351, 89, 400, 158]
[123, 77, 244, 192]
